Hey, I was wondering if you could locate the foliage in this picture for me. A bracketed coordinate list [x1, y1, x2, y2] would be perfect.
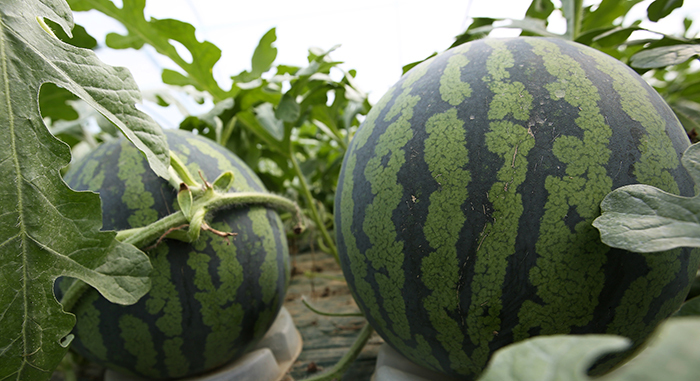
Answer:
[406, 0, 700, 140]
[479, 317, 700, 381]
[593, 142, 700, 252]
[0, 0, 169, 379]
[64, 0, 371, 259]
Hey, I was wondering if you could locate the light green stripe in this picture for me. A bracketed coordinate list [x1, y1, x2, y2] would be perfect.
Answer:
[119, 314, 159, 378]
[597, 49, 694, 336]
[606, 251, 682, 338]
[584, 48, 680, 194]
[144, 244, 189, 377]
[362, 92, 418, 341]
[485, 40, 532, 121]
[251, 208, 280, 304]
[440, 46, 472, 106]
[118, 139, 158, 228]
[75, 159, 105, 190]
[162, 338, 188, 377]
[74, 291, 107, 361]
[339, 87, 394, 338]
[340, 65, 442, 371]
[513, 39, 612, 341]
[188, 224, 245, 369]
[463, 40, 535, 369]
[420, 108, 474, 374]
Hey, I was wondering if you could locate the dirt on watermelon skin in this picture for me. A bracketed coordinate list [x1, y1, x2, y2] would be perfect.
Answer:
[58, 129, 290, 380]
[334, 37, 700, 380]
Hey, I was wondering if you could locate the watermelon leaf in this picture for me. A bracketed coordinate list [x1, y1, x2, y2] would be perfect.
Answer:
[231, 27, 278, 83]
[467, 17, 559, 38]
[67, 0, 230, 101]
[647, 0, 685, 22]
[630, 44, 700, 69]
[478, 318, 700, 381]
[593, 143, 700, 252]
[478, 335, 630, 381]
[0, 1, 159, 379]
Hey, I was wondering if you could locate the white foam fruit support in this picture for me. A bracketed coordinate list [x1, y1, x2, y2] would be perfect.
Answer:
[105, 307, 302, 381]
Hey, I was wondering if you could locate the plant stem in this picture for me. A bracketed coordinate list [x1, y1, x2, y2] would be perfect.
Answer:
[563, 0, 584, 40]
[301, 322, 374, 381]
[289, 148, 338, 262]
[219, 115, 237, 147]
[120, 211, 188, 248]
[61, 190, 301, 312]
[302, 296, 363, 317]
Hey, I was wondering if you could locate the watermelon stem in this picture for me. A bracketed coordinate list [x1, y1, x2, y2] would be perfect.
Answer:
[60, 190, 302, 312]
[299, 322, 374, 381]
[289, 149, 339, 263]
[301, 295, 363, 317]
[169, 151, 201, 189]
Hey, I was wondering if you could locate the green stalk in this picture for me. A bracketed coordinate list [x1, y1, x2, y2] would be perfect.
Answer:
[218, 115, 237, 147]
[300, 322, 374, 381]
[289, 148, 338, 262]
[61, 190, 301, 312]
[562, 0, 584, 40]
[302, 296, 363, 317]
[169, 151, 201, 188]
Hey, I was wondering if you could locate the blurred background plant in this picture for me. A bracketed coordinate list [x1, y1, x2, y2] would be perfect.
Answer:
[44, 0, 373, 259]
[407, 0, 700, 141]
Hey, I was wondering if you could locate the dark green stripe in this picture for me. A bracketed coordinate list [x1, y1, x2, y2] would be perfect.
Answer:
[583, 48, 680, 194]
[514, 38, 611, 340]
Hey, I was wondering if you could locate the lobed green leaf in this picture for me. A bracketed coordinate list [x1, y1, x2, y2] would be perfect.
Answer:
[478, 317, 700, 381]
[647, 0, 685, 22]
[593, 142, 700, 252]
[1, 1, 158, 379]
[68, 0, 229, 100]
[630, 44, 700, 69]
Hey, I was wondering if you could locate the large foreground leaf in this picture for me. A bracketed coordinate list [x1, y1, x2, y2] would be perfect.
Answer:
[0, 0, 159, 379]
[479, 317, 700, 381]
[593, 142, 700, 252]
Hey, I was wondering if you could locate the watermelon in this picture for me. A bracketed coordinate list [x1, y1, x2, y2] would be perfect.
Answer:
[58, 129, 290, 379]
[334, 37, 700, 380]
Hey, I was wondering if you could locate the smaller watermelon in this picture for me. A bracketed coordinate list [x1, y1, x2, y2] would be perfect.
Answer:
[58, 129, 290, 380]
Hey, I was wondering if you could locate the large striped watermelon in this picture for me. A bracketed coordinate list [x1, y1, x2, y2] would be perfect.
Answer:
[334, 37, 700, 379]
[59, 129, 290, 379]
